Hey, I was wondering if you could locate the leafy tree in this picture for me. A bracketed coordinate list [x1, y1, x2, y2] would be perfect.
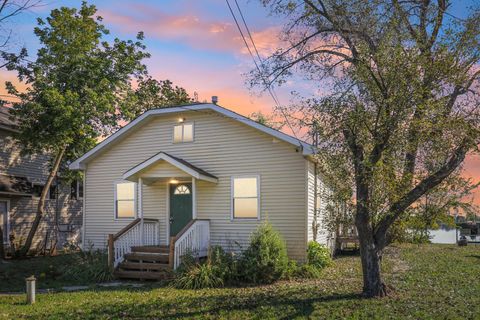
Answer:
[0, 1, 42, 69]
[249, 110, 284, 130]
[395, 174, 477, 243]
[255, 0, 480, 297]
[122, 77, 193, 120]
[4, 2, 188, 256]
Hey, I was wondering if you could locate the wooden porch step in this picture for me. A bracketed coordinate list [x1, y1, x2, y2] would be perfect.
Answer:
[119, 261, 171, 271]
[114, 270, 171, 280]
[124, 252, 169, 263]
[131, 245, 169, 254]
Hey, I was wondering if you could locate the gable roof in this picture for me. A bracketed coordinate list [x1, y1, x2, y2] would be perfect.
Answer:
[0, 106, 17, 132]
[69, 103, 315, 170]
[123, 151, 218, 183]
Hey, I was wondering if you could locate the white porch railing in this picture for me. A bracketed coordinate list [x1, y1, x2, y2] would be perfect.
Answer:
[172, 219, 210, 269]
[108, 218, 159, 268]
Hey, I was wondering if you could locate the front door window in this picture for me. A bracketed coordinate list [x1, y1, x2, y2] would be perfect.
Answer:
[169, 183, 192, 236]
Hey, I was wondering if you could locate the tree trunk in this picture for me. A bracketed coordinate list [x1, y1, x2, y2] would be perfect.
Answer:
[358, 235, 387, 297]
[19, 146, 66, 257]
[355, 206, 388, 298]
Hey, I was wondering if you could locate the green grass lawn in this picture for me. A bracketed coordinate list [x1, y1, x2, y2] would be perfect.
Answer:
[1, 244, 479, 319]
[0, 253, 103, 292]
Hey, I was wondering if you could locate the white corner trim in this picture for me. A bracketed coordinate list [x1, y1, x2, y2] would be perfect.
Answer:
[122, 152, 218, 183]
[69, 104, 315, 170]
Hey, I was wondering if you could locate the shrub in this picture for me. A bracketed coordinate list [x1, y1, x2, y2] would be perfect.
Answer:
[173, 262, 224, 289]
[209, 245, 237, 283]
[60, 249, 114, 283]
[306, 241, 332, 270]
[283, 260, 299, 280]
[240, 222, 289, 284]
[173, 246, 236, 289]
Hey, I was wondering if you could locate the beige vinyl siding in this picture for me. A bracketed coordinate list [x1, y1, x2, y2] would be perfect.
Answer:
[143, 162, 189, 178]
[84, 110, 308, 260]
[307, 160, 331, 246]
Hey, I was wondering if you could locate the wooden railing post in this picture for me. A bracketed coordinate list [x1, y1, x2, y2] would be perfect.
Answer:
[169, 236, 175, 269]
[107, 234, 114, 271]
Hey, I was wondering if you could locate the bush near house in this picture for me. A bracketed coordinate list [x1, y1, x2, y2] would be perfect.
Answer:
[174, 223, 333, 288]
[2, 244, 480, 319]
[239, 222, 290, 284]
[60, 249, 114, 283]
[306, 241, 332, 269]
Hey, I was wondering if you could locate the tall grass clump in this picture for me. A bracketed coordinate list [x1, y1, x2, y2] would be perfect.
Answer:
[172, 246, 236, 289]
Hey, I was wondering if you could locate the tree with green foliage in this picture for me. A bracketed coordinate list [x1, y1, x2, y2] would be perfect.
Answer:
[5, 2, 190, 256]
[122, 77, 193, 120]
[255, 0, 480, 297]
[394, 174, 477, 243]
[249, 110, 284, 130]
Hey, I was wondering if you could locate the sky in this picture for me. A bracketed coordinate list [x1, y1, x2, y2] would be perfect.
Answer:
[2, 0, 480, 205]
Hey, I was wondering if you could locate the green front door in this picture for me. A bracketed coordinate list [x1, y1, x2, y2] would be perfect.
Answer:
[169, 183, 193, 237]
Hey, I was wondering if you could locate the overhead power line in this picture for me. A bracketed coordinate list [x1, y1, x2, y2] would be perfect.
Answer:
[225, 0, 301, 143]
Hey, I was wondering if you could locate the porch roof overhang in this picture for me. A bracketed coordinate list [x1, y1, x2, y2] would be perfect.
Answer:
[122, 152, 218, 184]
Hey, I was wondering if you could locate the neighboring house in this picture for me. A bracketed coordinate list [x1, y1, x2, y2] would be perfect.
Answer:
[69, 102, 333, 279]
[0, 106, 83, 253]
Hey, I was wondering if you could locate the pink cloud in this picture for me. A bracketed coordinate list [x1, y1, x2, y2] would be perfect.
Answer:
[98, 4, 282, 56]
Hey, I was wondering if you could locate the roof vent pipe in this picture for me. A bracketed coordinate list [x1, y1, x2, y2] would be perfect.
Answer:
[211, 96, 218, 104]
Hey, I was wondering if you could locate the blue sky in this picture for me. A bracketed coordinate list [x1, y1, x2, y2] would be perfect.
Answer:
[3, 0, 480, 202]
[4, 0, 477, 115]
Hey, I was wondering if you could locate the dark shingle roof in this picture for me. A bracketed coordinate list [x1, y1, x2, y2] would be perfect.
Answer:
[164, 152, 217, 179]
[0, 174, 32, 195]
[0, 106, 17, 131]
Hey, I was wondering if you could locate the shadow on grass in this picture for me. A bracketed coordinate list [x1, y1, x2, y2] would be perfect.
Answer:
[466, 255, 480, 260]
[50, 287, 364, 319]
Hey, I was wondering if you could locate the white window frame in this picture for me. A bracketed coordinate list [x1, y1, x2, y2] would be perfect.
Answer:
[230, 175, 260, 221]
[114, 180, 137, 220]
[172, 122, 194, 143]
[0, 199, 10, 246]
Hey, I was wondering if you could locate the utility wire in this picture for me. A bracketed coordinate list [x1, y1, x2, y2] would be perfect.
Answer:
[225, 0, 301, 142]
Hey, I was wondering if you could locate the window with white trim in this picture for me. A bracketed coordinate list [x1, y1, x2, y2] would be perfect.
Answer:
[232, 176, 259, 219]
[173, 123, 193, 143]
[115, 181, 136, 219]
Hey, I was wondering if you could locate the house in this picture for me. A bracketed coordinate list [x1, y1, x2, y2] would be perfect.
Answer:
[69, 102, 333, 279]
[0, 106, 83, 254]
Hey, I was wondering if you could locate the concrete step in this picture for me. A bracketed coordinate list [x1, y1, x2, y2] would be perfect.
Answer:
[119, 261, 171, 271]
[114, 270, 171, 280]
[124, 252, 169, 263]
[131, 246, 170, 254]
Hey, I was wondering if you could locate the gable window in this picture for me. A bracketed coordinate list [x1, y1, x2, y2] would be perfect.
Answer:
[232, 176, 259, 219]
[173, 123, 194, 143]
[115, 181, 136, 219]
